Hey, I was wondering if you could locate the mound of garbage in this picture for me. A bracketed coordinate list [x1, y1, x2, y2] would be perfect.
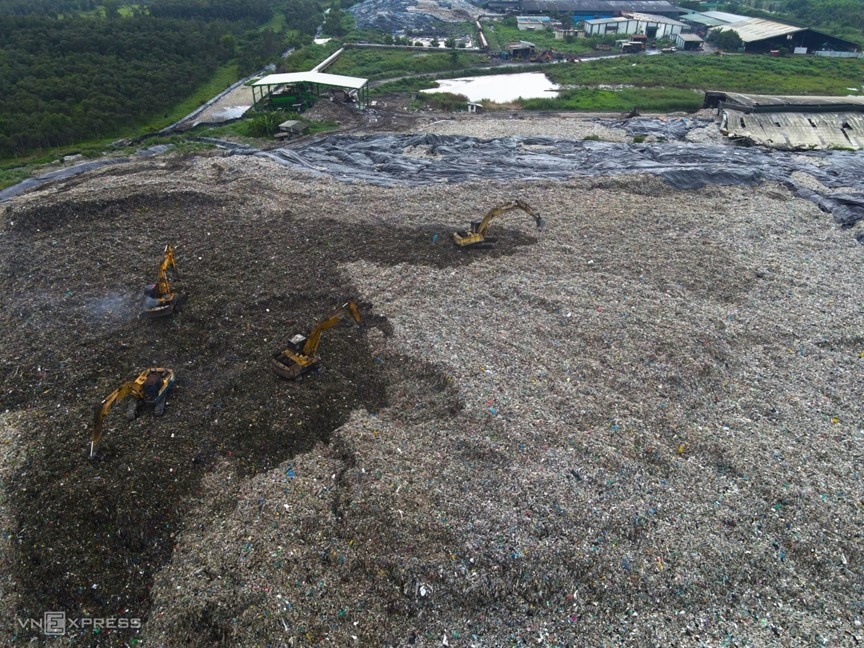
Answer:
[348, 0, 483, 32]
[1, 114, 863, 646]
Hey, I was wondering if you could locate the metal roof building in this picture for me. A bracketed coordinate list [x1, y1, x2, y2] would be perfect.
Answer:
[517, 15, 555, 30]
[252, 72, 369, 111]
[709, 17, 861, 53]
[584, 12, 686, 38]
[675, 32, 704, 50]
[712, 17, 801, 43]
[704, 92, 864, 150]
[677, 11, 732, 28]
[699, 10, 749, 23]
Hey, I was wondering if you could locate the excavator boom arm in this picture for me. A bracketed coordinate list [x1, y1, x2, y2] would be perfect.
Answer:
[90, 367, 174, 457]
[91, 381, 143, 456]
[156, 244, 177, 297]
[475, 199, 542, 236]
[301, 301, 362, 357]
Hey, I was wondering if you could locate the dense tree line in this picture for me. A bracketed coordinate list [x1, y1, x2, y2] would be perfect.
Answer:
[280, 0, 323, 37]
[149, 0, 274, 23]
[783, 0, 864, 31]
[0, 0, 98, 15]
[0, 0, 329, 158]
[0, 13, 243, 157]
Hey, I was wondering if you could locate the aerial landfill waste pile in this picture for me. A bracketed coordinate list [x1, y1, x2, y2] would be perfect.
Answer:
[347, 0, 482, 32]
[0, 111, 862, 646]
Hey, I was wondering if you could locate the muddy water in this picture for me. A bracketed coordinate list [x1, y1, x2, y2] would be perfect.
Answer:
[422, 71, 560, 102]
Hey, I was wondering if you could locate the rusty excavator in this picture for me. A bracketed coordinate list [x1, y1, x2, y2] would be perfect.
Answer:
[271, 302, 362, 380]
[452, 199, 544, 248]
[142, 244, 180, 318]
[90, 367, 175, 457]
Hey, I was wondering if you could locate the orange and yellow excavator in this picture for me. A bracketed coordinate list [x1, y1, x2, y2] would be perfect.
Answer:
[271, 302, 362, 380]
[142, 245, 180, 318]
[90, 367, 175, 457]
[452, 199, 544, 248]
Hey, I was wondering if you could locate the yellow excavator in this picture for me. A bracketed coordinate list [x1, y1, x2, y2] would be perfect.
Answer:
[142, 245, 180, 318]
[271, 302, 362, 380]
[90, 367, 175, 457]
[452, 199, 544, 248]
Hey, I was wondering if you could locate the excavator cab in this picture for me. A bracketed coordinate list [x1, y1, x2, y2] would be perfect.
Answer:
[90, 367, 175, 457]
[271, 302, 362, 380]
[453, 199, 544, 248]
[142, 244, 180, 319]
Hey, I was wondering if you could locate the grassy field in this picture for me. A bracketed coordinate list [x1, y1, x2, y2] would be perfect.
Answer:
[483, 21, 619, 55]
[545, 53, 864, 95]
[521, 86, 705, 112]
[364, 49, 863, 112]
[280, 42, 343, 72]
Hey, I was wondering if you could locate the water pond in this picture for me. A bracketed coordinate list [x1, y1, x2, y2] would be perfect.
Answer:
[422, 72, 559, 103]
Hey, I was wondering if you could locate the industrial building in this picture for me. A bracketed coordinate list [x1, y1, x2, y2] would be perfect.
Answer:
[251, 72, 370, 111]
[693, 14, 861, 54]
[516, 15, 557, 30]
[583, 12, 686, 39]
[491, 1, 859, 55]
[675, 32, 704, 51]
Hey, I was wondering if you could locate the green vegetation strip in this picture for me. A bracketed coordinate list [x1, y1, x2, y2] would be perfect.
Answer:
[280, 42, 343, 72]
[545, 55, 864, 96]
[522, 87, 704, 113]
[484, 22, 606, 55]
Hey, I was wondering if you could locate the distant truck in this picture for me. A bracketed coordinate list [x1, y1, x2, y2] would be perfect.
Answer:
[620, 41, 643, 53]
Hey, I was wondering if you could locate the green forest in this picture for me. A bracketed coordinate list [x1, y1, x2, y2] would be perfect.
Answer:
[0, 0, 321, 158]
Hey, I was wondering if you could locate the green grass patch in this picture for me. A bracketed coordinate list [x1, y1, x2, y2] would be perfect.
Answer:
[0, 140, 137, 191]
[117, 5, 142, 18]
[0, 164, 39, 192]
[189, 111, 339, 142]
[545, 54, 864, 95]
[280, 42, 343, 72]
[521, 87, 704, 112]
[413, 92, 470, 111]
[261, 12, 285, 32]
[483, 21, 602, 55]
